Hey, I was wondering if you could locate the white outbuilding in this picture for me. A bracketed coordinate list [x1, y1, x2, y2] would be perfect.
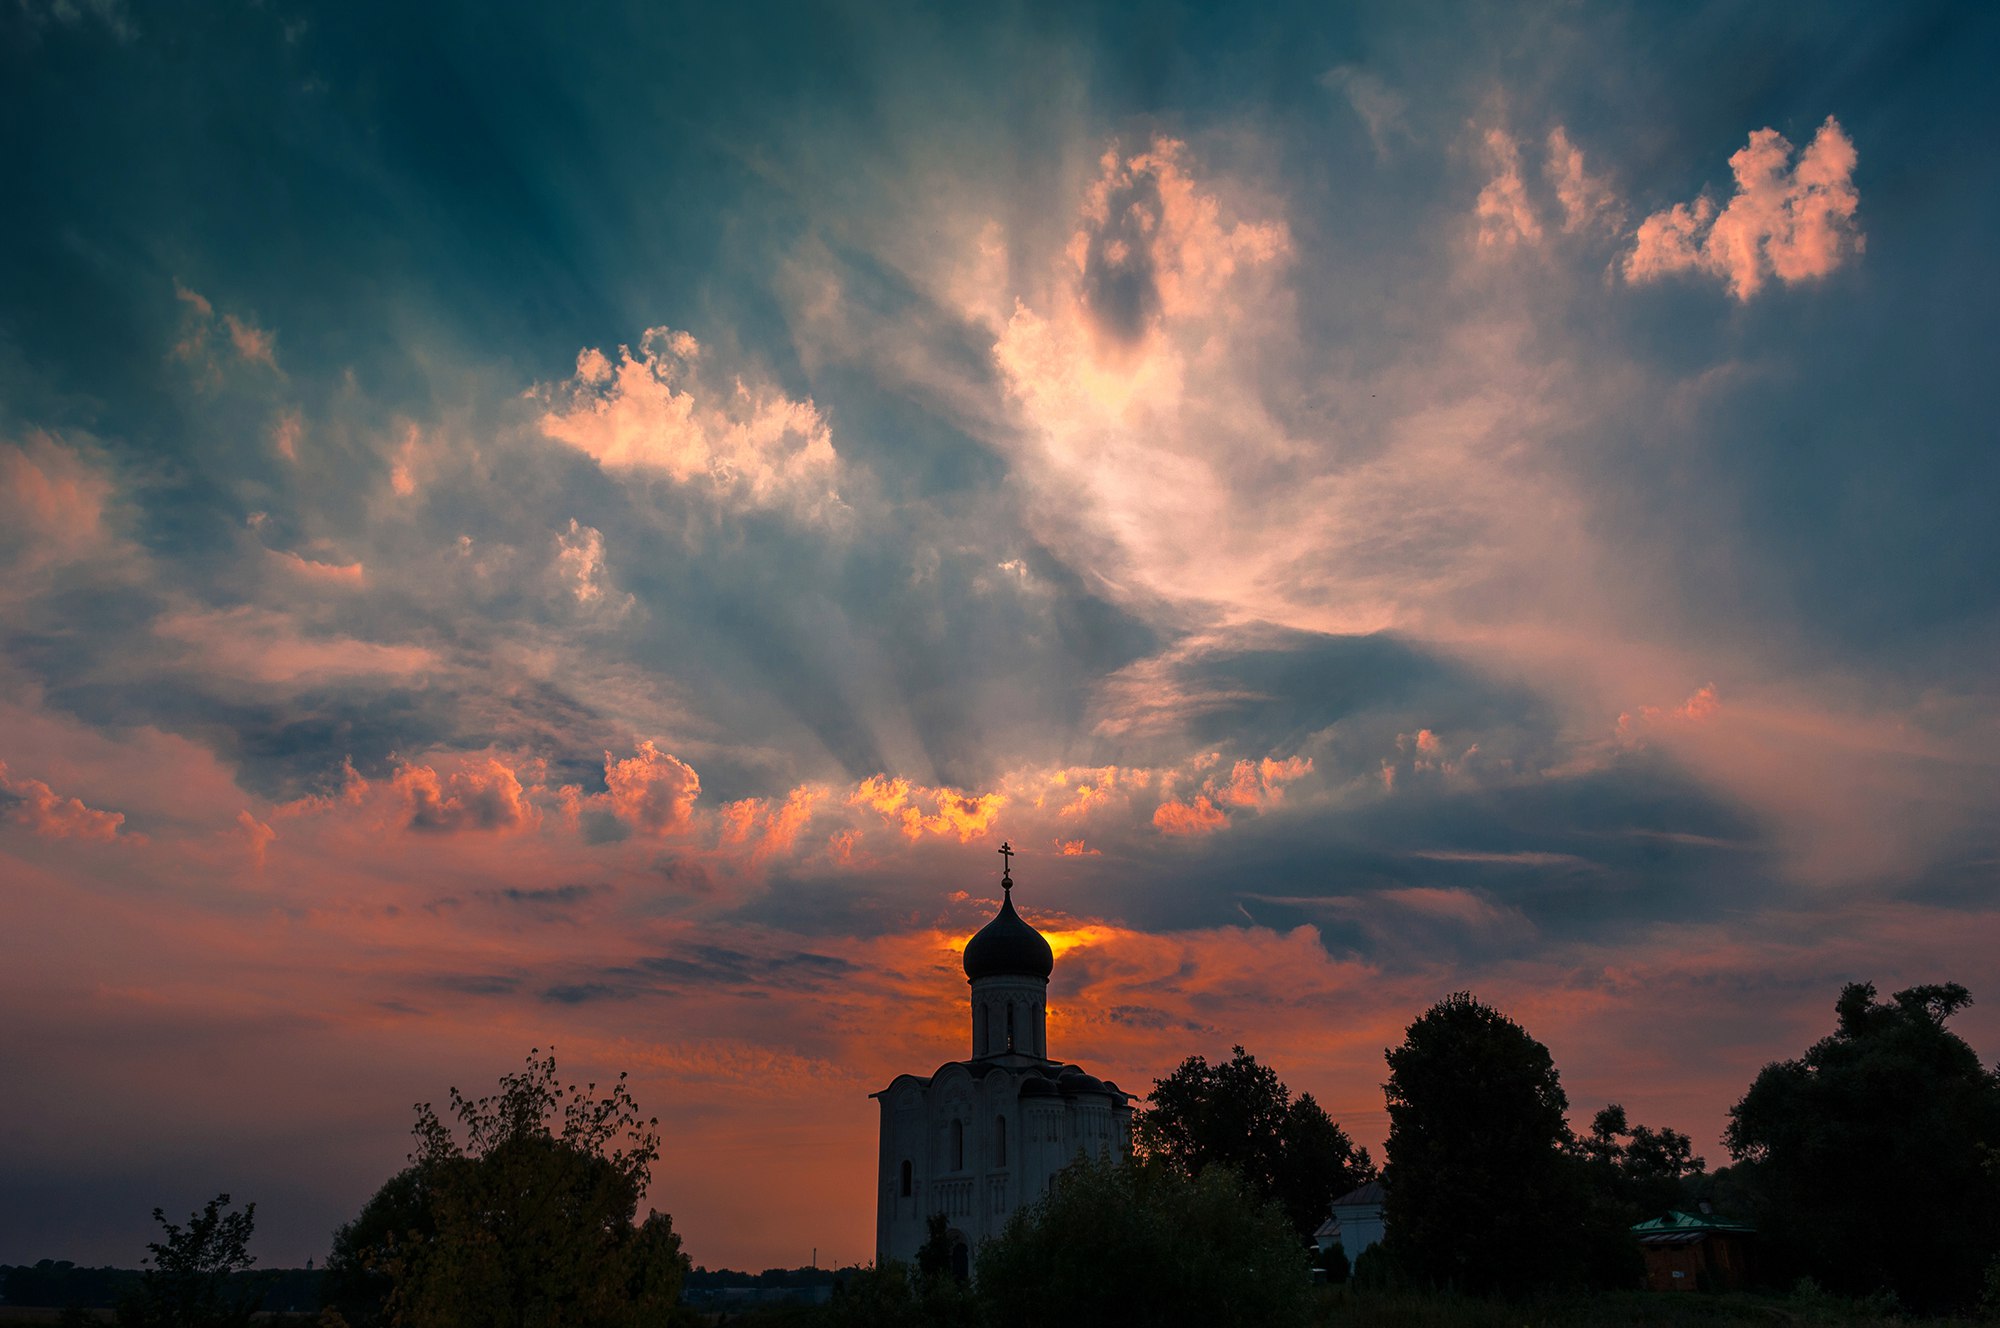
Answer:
[871, 844, 1133, 1274]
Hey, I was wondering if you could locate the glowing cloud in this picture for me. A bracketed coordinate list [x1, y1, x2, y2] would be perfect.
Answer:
[850, 775, 1004, 842]
[538, 328, 839, 513]
[1625, 116, 1862, 299]
[393, 757, 539, 834]
[1475, 129, 1543, 249]
[0, 762, 125, 841]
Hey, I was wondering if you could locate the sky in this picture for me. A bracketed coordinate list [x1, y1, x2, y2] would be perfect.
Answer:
[4, 0, 1999, 1274]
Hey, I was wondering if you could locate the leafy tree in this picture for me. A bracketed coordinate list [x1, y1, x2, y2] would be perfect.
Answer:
[117, 1193, 258, 1328]
[975, 1155, 1313, 1328]
[1381, 993, 1577, 1295]
[341, 1049, 687, 1328]
[822, 1260, 978, 1328]
[1725, 981, 2000, 1311]
[1568, 1103, 1708, 1289]
[1135, 1045, 1373, 1242]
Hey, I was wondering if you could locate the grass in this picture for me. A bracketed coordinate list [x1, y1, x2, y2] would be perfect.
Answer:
[1308, 1287, 1993, 1327]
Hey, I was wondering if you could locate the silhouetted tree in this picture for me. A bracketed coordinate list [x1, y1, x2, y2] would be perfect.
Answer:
[341, 1048, 687, 1328]
[1381, 993, 1577, 1295]
[117, 1193, 258, 1328]
[1136, 1045, 1373, 1242]
[976, 1155, 1312, 1328]
[323, 1165, 437, 1327]
[1569, 1103, 1705, 1288]
[1726, 981, 2000, 1311]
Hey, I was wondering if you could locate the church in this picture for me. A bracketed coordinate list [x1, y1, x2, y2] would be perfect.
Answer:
[872, 844, 1134, 1273]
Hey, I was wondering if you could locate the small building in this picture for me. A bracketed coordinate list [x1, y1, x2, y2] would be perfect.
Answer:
[871, 846, 1134, 1273]
[1631, 1210, 1754, 1292]
[1316, 1179, 1387, 1267]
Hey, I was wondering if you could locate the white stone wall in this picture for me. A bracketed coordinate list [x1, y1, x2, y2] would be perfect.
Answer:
[874, 1066, 1134, 1267]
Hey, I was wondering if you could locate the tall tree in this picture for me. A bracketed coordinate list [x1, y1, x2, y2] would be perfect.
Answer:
[1135, 1045, 1373, 1242]
[334, 1049, 688, 1328]
[1381, 993, 1577, 1294]
[1726, 981, 2000, 1312]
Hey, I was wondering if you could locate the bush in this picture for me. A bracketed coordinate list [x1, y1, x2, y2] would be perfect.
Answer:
[976, 1155, 1313, 1328]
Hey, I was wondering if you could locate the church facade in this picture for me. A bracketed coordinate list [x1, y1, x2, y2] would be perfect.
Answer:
[872, 847, 1134, 1271]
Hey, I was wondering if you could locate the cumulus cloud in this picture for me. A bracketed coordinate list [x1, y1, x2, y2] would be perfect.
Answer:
[0, 761, 126, 840]
[1152, 794, 1229, 837]
[392, 757, 540, 834]
[537, 327, 840, 513]
[849, 774, 1004, 842]
[1624, 117, 1862, 299]
[568, 740, 701, 837]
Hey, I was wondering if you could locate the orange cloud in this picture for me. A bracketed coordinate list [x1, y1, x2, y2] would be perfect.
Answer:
[1055, 839, 1099, 856]
[1625, 117, 1861, 299]
[0, 761, 126, 841]
[392, 757, 539, 834]
[1544, 127, 1623, 235]
[599, 741, 700, 836]
[849, 774, 1003, 842]
[1152, 794, 1228, 836]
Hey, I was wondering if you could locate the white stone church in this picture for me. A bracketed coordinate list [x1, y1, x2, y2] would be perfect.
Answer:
[871, 846, 1134, 1273]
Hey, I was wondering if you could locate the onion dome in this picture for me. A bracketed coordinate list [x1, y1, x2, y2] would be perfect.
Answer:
[963, 842, 1055, 982]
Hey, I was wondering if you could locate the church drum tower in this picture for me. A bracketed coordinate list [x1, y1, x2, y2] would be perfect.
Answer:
[870, 844, 1133, 1272]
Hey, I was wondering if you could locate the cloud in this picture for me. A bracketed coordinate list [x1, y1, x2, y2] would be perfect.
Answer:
[1544, 127, 1623, 235]
[267, 548, 366, 586]
[171, 282, 280, 378]
[849, 774, 1004, 842]
[0, 761, 126, 840]
[1152, 794, 1229, 837]
[392, 757, 539, 834]
[1323, 66, 1412, 160]
[576, 740, 701, 837]
[1474, 129, 1543, 249]
[0, 432, 114, 573]
[537, 328, 841, 514]
[555, 519, 616, 606]
[1624, 117, 1862, 299]
[152, 606, 435, 685]
[236, 810, 276, 868]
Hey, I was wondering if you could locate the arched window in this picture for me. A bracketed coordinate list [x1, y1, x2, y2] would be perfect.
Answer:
[994, 1114, 1007, 1166]
[951, 1118, 964, 1171]
[900, 1159, 912, 1197]
[1006, 1000, 1016, 1052]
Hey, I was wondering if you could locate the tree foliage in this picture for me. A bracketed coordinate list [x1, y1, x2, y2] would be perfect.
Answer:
[1381, 993, 1577, 1295]
[977, 1155, 1312, 1328]
[117, 1193, 258, 1328]
[1135, 1045, 1373, 1242]
[332, 1049, 687, 1328]
[1725, 981, 2000, 1311]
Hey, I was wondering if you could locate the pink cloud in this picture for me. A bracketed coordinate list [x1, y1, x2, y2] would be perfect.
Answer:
[223, 314, 278, 369]
[1625, 117, 1861, 299]
[537, 328, 840, 514]
[598, 740, 701, 835]
[0, 761, 125, 840]
[268, 548, 366, 586]
[1474, 129, 1543, 249]
[392, 757, 539, 834]
[1544, 127, 1623, 235]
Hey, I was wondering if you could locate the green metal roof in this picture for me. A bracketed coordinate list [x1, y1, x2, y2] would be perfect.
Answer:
[1630, 1210, 1755, 1236]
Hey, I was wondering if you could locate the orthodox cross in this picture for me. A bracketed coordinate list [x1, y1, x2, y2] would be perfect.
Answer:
[998, 840, 1014, 890]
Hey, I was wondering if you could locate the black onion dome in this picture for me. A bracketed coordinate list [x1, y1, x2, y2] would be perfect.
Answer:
[963, 890, 1054, 981]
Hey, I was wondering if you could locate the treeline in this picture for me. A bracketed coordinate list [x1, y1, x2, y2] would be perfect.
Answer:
[0, 1262, 321, 1312]
[14, 979, 1998, 1326]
